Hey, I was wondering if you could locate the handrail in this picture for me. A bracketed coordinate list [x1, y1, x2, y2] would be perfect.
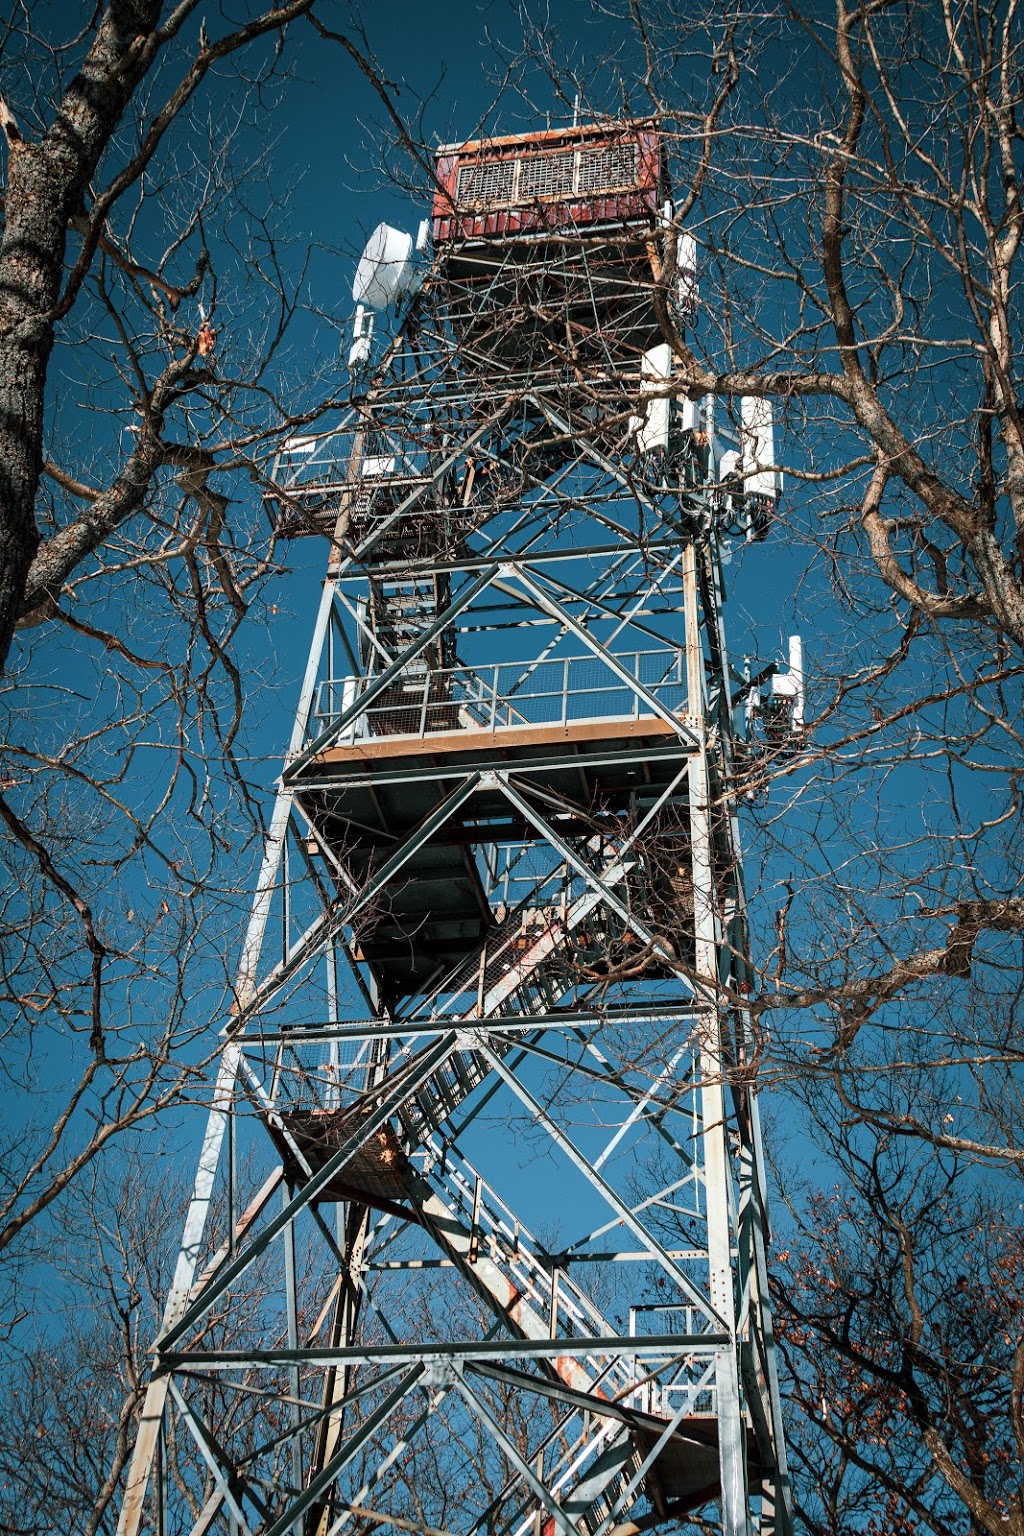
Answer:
[313, 646, 687, 742]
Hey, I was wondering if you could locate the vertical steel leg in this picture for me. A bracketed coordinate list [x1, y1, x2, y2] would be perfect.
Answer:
[284, 1190, 304, 1533]
[684, 540, 751, 1536]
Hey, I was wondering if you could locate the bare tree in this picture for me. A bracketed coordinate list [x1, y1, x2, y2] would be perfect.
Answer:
[0, 0, 358, 666]
[0, 1, 402, 1258]
[770, 1074, 1024, 1536]
[0, 1151, 340, 1536]
[4, 1, 1024, 1530]
[478, 0, 1024, 1125]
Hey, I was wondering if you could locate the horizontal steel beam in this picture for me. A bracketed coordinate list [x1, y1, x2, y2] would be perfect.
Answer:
[364, 1249, 710, 1269]
[333, 538, 682, 581]
[163, 1334, 727, 1371]
[245, 1005, 701, 1046]
[293, 738, 697, 792]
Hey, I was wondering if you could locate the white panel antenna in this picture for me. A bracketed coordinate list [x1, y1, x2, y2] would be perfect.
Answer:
[740, 396, 781, 500]
[716, 448, 742, 524]
[636, 342, 673, 454]
[348, 304, 374, 370]
[771, 634, 806, 729]
[677, 232, 698, 317]
[353, 223, 416, 309]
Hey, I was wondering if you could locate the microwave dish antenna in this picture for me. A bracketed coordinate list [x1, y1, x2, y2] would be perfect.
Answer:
[352, 222, 417, 309]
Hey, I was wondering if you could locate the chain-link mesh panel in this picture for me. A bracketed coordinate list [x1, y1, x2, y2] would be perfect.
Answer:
[454, 142, 641, 212]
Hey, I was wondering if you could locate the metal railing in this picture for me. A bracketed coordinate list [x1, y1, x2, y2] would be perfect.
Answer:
[314, 647, 687, 742]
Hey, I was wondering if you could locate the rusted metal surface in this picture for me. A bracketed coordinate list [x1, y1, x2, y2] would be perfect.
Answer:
[432, 120, 663, 243]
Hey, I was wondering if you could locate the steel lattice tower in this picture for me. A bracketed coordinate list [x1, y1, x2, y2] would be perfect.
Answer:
[119, 119, 795, 1536]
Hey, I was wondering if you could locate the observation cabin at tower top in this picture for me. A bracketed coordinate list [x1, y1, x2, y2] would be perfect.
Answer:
[431, 118, 665, 244]
[425, 117, 670, 363]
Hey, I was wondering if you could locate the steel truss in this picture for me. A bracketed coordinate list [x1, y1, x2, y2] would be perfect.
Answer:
[118, 134, 791, 1536]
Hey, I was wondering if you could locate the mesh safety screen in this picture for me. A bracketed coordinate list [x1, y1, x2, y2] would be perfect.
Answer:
[577, 141, 639, 193]
[456, 158, 515, 205]
[518, 150, 575, 200]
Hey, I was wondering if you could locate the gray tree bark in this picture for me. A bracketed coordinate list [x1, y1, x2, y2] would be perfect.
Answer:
[0, 1, 166, 669]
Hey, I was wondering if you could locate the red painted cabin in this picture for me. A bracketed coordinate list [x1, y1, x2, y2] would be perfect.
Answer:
[432, 119, 663, 244]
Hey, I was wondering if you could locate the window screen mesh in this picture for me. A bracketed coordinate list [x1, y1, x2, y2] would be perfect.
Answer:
[456, 159, 515, 205]
[518, 150, 575, 200]
[577, 142, 639, 193]
[455, 138, 642, 210]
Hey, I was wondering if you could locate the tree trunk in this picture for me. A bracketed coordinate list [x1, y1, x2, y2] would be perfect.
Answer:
[0, 0, 164, 670]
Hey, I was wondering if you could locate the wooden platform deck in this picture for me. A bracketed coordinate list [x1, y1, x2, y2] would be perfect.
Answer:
[310, 712, 699, 768]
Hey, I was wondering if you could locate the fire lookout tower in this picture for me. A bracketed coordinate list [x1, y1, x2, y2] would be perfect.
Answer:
[119, 118, 797, 1536]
